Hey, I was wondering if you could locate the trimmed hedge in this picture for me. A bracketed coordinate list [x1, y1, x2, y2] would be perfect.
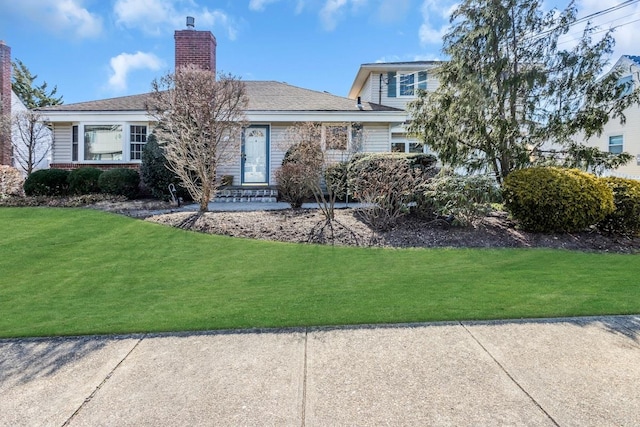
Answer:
[503, 167, 614, 233]
[23, 169, 70, 197]
[68, 167, 103, 195]
[597, 177, 640, 236]
[98, 168, 140, 199]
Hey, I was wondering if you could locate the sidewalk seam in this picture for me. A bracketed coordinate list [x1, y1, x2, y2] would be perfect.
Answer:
[61, 335, 146, 427]
[460, 323, 560, 427]
[301, 328, 308, 427]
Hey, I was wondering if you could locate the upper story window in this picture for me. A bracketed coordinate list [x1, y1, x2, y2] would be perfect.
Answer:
[387, 71, 428, 98]
[617, 75, 634, 97]
[609, 135, 623, 154]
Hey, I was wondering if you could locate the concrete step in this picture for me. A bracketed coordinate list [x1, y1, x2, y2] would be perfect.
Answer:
[213, 188, 278, 203]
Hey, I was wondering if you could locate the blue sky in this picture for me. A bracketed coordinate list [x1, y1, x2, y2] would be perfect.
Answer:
[1, 0, 638, 104]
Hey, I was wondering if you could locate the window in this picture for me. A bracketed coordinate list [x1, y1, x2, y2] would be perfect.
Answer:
[72, 125, 78, 161]
[392, 141, 425, 153]
[609, 135, 623, 154]
[325, 125, 348, 150]
[399, 74, 415, 96]
[84, 125, 123, 161]
[618, 75, 634, 97]
[129, 125, 147, 160]
[387, 71, 428, 98]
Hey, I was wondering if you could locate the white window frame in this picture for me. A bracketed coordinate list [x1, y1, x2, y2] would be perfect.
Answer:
[74, 122, 148, 163]
[395, 71, 428, 98]
[391, 140, 426, 154]
[608, 134, 623, 154]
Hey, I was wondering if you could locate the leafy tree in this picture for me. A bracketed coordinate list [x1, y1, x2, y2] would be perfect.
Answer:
[12, 59, 63, 109]
[407, 0, 639, 184]
[148, 65, 248, 212]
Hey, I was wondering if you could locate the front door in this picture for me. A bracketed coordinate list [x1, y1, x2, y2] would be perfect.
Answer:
[242, 126, 269, 184]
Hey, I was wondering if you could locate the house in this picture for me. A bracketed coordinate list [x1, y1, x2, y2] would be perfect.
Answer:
[347, 61, 442, 154]
[579, 55, 640, 178]
[39, 21, 409, 188]
[0, 40, 53, 173]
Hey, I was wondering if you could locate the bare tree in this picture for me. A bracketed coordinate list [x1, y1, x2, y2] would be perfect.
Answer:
[148, 65, 248, 212]
[12, 109, 51, 175]
[279, 122, 363, 243]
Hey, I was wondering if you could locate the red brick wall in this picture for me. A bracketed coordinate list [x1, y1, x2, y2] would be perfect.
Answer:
[174, 30, 216, 74]
[0, 41, 12, 166]
[50, 163, 140, 171]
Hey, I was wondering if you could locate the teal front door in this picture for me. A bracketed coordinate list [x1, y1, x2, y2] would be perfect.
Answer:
[242, 126, 269, 184]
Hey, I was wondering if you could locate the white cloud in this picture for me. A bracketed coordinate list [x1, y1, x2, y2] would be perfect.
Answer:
[113, 0, 240, 40]
[319, 0, 368, 31]
[419, 0, 456, 46]
[4, 0, 103, 39]
[249, 0, 283, 11]
[108, 52, 163, 91]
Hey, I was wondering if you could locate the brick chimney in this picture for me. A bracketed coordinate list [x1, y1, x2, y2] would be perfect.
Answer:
[174, 17, 217, 74]
[0, 41, 12, 165]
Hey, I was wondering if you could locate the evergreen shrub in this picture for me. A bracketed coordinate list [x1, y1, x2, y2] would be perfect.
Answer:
[67, 167, 103, 195]
[98, 168, 140, 199]
[503, 167, 614, 232]
[23, 169, 70, 197]
[597, 177, 640, 236]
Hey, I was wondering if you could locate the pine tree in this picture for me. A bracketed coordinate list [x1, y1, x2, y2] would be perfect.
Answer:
[408, 0, 639, 184]
[12, 59, 63, 109]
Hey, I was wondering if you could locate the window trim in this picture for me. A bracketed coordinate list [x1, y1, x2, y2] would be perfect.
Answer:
[388, 71, 428, 98]
[72, 122, 148, 163]
[608, 135, 624, 154]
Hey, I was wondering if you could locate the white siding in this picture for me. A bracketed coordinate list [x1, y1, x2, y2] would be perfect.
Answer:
[581, 104, 640, 176]
[362, 70, 439, 109]
[362, 124, 390, 152]
[269, 124, 289, 184]
[52, 124, 72, 163]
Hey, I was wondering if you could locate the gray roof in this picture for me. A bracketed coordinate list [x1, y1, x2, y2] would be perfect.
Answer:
[40, 81, 401, 113]
[624, 55, 640, 66]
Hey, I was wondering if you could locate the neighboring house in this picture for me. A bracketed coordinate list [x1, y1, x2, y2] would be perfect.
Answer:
[347, 61, 442, 154]
[11, 90, 52, 173]
[579, 55, 640, 177]
[40, 23, 408, 187]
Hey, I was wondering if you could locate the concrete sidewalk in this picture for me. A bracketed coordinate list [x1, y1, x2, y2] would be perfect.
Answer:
[1, 316, 639, 426]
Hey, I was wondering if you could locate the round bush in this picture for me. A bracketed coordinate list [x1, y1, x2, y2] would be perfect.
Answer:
[67, 167, 103, 195]
[98, 168, 140, 199]
[503, 167, 614, 233]
[23, 169, 70, 197]
[597, 177, 640, 236]
[275, 163, 312, 208]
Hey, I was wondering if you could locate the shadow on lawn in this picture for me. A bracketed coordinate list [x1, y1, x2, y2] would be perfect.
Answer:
[0, 336, 135, 387]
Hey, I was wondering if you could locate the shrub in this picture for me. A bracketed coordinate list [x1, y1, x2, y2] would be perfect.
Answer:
[98, 168, 140, 199]
[67, 167, 103, 195]
[425, 171, 502, 226]
[275, 163, 312, 208]
[325, 161, 349, 200]
[23, 169, 70, 197]
[597, 177, 640, 236]
[0, 166, 24, 199]
[348, 153, 438, 230]
[140, 134, 188, 201]
[503, 167, 614, 233]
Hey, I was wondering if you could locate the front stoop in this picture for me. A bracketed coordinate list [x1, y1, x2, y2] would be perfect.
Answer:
[213, 187, 279, 203]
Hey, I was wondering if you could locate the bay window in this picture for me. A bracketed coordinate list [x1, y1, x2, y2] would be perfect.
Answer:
[74, 123, 148, 162]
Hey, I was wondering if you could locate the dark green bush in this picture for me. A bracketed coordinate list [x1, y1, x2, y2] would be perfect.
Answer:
[23, 169, 70, 196]
[503, 167, 614, 233]
[67, 167, 103, 195]
[140, 134, 188, 201]
[325, 161, 349, 200]
[597, 177, 640, 236]
[98, 168, 140, 199]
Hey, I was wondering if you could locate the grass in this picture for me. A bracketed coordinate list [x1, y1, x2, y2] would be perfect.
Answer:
[0, 207, 639, 338]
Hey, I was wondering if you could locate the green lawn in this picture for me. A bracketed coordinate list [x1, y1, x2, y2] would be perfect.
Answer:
[0, 207, 638, 338]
